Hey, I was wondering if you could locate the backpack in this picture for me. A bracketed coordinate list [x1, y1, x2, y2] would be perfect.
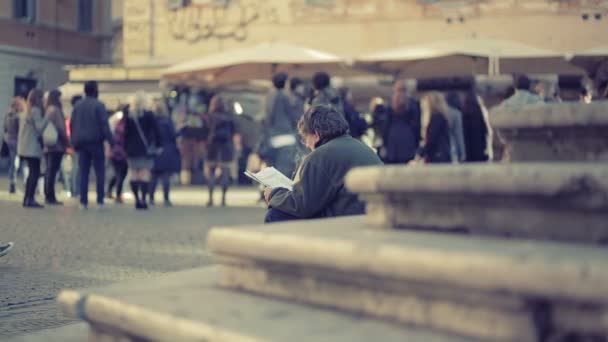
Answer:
[213, 119, 233, 143]
[344, 103, 367, 138]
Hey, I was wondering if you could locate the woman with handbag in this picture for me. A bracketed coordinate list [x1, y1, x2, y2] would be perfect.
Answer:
[43, 89, 69, 205]
[3, 97, 25, 194]
[17, 89, 48, 208]
[124, 92, 161, 210]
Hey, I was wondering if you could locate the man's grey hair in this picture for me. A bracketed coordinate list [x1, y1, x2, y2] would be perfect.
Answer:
[297, 105, 349, 140]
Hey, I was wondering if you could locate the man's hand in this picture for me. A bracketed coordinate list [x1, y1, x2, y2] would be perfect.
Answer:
[264, 187, 273, 204]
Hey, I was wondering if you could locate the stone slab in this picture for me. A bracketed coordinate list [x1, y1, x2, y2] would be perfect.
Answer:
[56, 266, 469, 342]
[345, 164, 608, 243]
[490, 102, 608, 161]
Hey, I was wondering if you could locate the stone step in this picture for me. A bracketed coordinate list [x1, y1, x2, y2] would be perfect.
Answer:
[345, 163, 608, 244]
[57, 267, 468, 342]
[208, 216, 608, 341]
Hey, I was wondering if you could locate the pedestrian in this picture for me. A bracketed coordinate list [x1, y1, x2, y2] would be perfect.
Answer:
[3, 97, 25, 194]
[64, 95, 83, 198]
[124, 92, 161, 210]
[150, 99, 181, 207]
[205, 95, 235, 207]
[462, 91, 493, 162]
[0, 241, 14, 257]
[264, 105, 383, 223]
[310, 71, 344, 114]
[381, 84, 419, 164]
[18, 89, 48, 208]
[445, 92, 467, 163]
[43, 89, 68, 205]
[70, 81, 114, 209]
[260, 72, 298, 177]
[418, 92, 451, 164]
[288, 77, 306, 121]
[497, 75, 542, 108]
[107, 109, 128, 203]
[340, 88, 368, 140]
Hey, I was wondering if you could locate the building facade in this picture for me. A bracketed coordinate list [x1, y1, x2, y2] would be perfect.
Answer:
[0, 0, 113, 119]
[122, 0, 608, 68]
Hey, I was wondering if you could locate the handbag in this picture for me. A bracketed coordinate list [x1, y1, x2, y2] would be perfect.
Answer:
[43, 122, 59, 146]
[133, 115, 159, 157]
[0, 140, 9, 158]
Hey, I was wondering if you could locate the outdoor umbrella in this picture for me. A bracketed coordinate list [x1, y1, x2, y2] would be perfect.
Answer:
[567, 46, 608, 82]
[356, 38, 584, 78]
[163, 42, 352, 86]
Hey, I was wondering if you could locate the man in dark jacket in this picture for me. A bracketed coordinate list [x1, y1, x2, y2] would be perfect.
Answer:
[70, 81, 114, 209]
[264, 105, 382, 223]
[310, 72, 344, 115]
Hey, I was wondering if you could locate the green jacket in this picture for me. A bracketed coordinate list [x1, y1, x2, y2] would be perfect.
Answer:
[269, 135, 382, 218]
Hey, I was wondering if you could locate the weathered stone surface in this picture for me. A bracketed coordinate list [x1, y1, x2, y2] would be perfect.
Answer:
[208, 217, 608, 340]
[57, 267, 467, 342]
[490, 102, 608, 161]
[346, 164, 608, 243]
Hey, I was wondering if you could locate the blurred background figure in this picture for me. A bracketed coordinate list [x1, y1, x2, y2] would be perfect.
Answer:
[107, 108, 128, 203]
[3, 97, 25, 194]
[462, 91, 493, 162]
[419, 92, 451, 164]
[445, 92, 467, 163]
[205, 95, 235, 207]
[43, 89, 68, 205]
[310, 71, 344, 114]
[124, 92, 160, 210]
[340, 88, 368, 140]
[498, 75, 542, 108]
[18, 89, 47, 208]
[380, 82, 419, 164]
[150, 99, 181, 207]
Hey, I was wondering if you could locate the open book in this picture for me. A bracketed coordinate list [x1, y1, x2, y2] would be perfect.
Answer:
[245, 167, 294, 191]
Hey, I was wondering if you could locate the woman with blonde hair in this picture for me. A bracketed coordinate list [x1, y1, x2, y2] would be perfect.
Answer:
[124, 92, 161, 210]
[3, 96, 26, 194]
[43, 89, 69, 205]
[205, 95, 235, 207]
[17, 89, 48, 208]
[418, 92, 451, 163]
[150, 99, 181, 207]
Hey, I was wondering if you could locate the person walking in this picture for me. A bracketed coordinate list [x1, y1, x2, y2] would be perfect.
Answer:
[205, 95, 235, 207]
[418, 92, 451, 164]
[3, 97, 25, 194]
[43, 89, 69, 205]
[107, 110, 128, 203]
[0, 241, 14, 257]
[17, 89, 48, 208]
[445, 92, 467, 163]
[150, 99, 180, 207]
[124, 93, 161, 210]
[310, 71, 344, 114]
[70, 81, 114, 209]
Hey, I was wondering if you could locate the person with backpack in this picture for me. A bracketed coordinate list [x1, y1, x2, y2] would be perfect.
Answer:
[43, 89, 68, 205]
[205, 95, 235, 207]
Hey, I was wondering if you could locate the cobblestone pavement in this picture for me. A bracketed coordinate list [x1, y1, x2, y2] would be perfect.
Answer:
[0, 184, 265, 338]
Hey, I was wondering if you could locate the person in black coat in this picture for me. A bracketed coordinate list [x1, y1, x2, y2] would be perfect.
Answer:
[418, 92, 451, 164]
[124, 93, 161, 210]
[150, 99, 181, 207]
[381, 82, 421, 164]
[462, 91, 491, 162]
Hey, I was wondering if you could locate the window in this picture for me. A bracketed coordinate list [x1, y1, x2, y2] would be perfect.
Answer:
[78, 0, 93, 32]
[13, 0, 36, 23]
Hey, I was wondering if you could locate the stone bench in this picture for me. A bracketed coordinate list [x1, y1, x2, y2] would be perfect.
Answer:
[208, 216, 608, 341]
[345, 163, 608, 244]
[57, 267, 466, 342]
[491, 102, 608, 162]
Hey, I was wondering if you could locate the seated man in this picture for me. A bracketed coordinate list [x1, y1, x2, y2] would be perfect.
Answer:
[264, 105, 383, 223]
